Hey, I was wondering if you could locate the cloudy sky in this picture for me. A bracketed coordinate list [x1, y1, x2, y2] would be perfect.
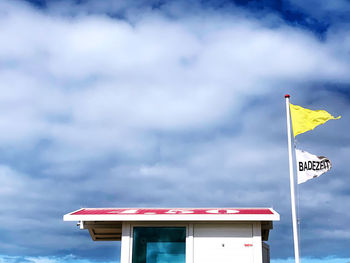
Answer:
[0, 0, 350, 262]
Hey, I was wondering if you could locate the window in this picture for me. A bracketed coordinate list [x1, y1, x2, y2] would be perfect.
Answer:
[132, 227, 186, 263]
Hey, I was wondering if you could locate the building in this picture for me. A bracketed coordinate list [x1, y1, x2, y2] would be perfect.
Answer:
[64, 208, 279, 263]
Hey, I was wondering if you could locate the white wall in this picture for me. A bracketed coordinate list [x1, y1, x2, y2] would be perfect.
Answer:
[121, 222, 264, 263]
[193, 223, 259, 263]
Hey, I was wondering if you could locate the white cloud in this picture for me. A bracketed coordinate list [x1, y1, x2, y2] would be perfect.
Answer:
[0, 0, 350, 261]
[1, 0, 349, 154]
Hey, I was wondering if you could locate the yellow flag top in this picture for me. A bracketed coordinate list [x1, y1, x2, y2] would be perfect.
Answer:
[290, 103, 341, 137]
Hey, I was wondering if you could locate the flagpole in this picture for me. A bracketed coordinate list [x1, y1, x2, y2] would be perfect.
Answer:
[285, 94, 300, 263]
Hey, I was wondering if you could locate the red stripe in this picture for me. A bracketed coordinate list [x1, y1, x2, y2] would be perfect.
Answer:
[71, 208, 273, 215]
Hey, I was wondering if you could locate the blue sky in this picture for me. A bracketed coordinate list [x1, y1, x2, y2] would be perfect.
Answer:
[1, 0, 350, 262]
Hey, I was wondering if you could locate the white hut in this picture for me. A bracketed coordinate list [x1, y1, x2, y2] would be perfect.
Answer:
[64, 208, 279, 263]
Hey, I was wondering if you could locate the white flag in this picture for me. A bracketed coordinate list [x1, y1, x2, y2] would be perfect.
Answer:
[295, 149, 332, 184]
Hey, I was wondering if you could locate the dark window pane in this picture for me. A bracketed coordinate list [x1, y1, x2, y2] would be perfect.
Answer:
[132, 227, 186, 263]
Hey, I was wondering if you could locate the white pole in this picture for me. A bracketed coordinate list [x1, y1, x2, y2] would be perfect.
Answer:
[285, 94, 300, 263]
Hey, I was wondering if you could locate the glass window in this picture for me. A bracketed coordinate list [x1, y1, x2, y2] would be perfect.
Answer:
[132, 227, 186, 263]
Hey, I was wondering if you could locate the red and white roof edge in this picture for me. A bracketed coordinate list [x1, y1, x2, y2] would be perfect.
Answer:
[63, 208, 280, 222]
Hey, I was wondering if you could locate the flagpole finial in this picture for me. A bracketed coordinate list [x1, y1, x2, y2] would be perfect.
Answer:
[285, 94, 290, 98]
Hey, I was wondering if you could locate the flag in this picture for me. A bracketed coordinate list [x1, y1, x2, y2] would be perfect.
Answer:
[295, 149, 332, 184]
[290, 104, 341, 137]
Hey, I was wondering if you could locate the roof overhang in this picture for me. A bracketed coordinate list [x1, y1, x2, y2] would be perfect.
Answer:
[83, 221, 122, 241]
[64, 208, 280, 241]
[64, 208, 280, 222]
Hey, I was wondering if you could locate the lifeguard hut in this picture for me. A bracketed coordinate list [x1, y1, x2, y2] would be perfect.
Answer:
[64, 208, 279, 263]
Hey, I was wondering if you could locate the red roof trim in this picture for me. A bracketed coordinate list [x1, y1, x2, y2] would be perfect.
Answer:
[71, 208, 274, 216]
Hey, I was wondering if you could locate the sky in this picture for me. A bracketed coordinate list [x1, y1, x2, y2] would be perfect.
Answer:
[0, 0, 350, 262]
